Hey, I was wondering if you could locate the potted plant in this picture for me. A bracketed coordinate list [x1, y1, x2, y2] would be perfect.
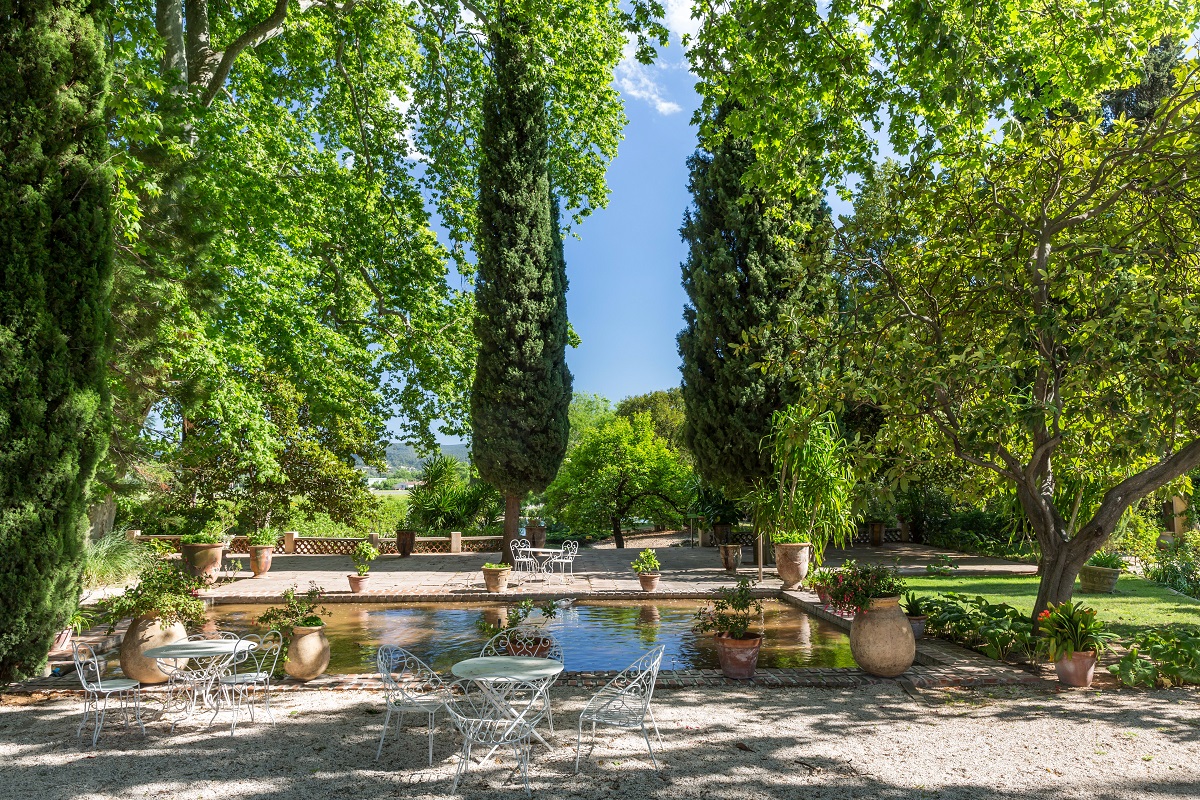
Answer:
[631, 548, 661, 592]
[1079, 550, 1124, 594]
[807, 567, 835, 605]
[1039, 601, 1114, 688]
[525, 517, 548, 548]
[180, 530, 227, 582]
[481, 562, 512, 593]
[901, 591, 930, 639]
[826, 561, 914, 677]
[247, 528, 277, 577]
[98, 556, 206, 684]
[750, 407, 858, 588]
[348, 540, 379, 593]
[395, 523, 417, 558]
[258, 582, 331, 681]
[52, 606, 95, 653]
[693, 578, 764, 679]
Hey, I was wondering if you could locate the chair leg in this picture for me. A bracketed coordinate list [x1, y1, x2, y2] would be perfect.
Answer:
[93, 694, 109, 747]
[426, 709, 436, 766]
[641, 723, 659, 771]
[77, 694, 92, 740]
[376, 705, 392, 760]
[263, 681, 276, 726]
[574, 716, 585, 773]
[452, 741, 472, 792]
[647, 705, 663, 745]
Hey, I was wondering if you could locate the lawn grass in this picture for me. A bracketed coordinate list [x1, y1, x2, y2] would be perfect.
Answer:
[904, 573, 1200, 639]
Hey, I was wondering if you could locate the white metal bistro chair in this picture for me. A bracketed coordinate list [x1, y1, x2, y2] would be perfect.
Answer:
[509, 539, 538, 584]
[479, 627, 563, 733]
[210, 631, 282, 735]
[71, 641, 144, 747]
[547, 540, 579, 583]
[575, 645, 666, 772]
[444, 678, 549, 797]
[376, 645, 448, 764]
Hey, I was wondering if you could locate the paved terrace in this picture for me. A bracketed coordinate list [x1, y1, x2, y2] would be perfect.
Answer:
[203, 542, 1035, 603]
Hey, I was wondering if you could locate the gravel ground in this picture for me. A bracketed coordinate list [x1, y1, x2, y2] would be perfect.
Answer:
[3, 684, 1198, 800]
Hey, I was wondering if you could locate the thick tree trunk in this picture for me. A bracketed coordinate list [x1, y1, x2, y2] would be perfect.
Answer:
[1031, 538, 1093, 617]
[156, 0, 188, 91]
[499, 493, 521, 565]
[612, 517, 625, 549]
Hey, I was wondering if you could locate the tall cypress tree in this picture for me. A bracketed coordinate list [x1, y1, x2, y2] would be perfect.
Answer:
[678, 115, 827, 495]
[471, 20, 572, 561]
[0, 0, 113, 681]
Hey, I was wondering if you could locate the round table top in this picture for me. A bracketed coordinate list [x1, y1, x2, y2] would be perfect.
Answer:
[451, 656, 564, 681]
[143, 640, 255, 659]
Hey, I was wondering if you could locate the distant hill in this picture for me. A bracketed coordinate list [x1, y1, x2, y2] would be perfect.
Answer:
[377, 441, 470, 473]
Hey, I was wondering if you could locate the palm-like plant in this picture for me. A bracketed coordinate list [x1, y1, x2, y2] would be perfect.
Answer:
[406, 456, 503, 533]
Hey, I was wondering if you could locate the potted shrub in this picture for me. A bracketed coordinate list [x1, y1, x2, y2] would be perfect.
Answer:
[901, 592, 930, 639]
[180, 531, 227, 583]
[476, 600, 559, 655]
[1079, 551, 1124, 594]
[693, 578, 764, 679]
[807, 567, 835, 605]
[827, 561, 914, 677]
[481, 562, 512, 593]
[258, 582, 330, 681]
[525, 517, 548, 548]
[98, 556, 205, 684]
[631, 548, 662, 591]
[247, 528, 277, 577]
[1039, 601, 1114, 688]
[348, 540, 379, 593]
[770, 532, 814, 590]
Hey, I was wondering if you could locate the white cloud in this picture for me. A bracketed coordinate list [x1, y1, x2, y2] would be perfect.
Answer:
[664, 0, 701, 42]
[615, 40, 683, 115]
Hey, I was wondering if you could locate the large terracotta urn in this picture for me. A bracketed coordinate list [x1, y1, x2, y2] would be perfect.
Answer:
[773, 542, 813, 590]
[119, 614, 187, 684]
[396, 529, 416, 558]
[849, 597, 916, 677]
[482, 566, 511, 593]
[181, 542, 225, 582]
[719, 544, 742, 574]
[713, 633, 762, 680]
[285, 625, 331, 681]
[525, 523, 547, 548]
[248, 545, 274, 577]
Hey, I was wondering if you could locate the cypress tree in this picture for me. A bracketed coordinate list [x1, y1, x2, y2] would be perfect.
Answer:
[0, 0, 113, 681]
[471, 21, 572, 561]
[678, 114, 827, 495]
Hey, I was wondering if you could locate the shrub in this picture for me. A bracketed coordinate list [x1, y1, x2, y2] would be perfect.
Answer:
[825, 561, 907, 614]
[1087, 550, 1125, 570]
[81, 531, 152, 590]
[97, 557, 206, 631]
[257, 583, 328, 630]
[1144, 531, 1200, 598]
[1111, 507, 1163, 566]
[694, 578, 763, 640]
[351, 540, 379, 576]
[1109, 628, 1200, 688]
[631, 549, 661, 574]
[180, 531, 223, 545]
[247, 528, 279, 547]
[924, 593, 1035, 661]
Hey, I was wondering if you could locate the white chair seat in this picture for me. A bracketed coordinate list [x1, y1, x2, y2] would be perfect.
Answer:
[85, 677, 140, 693]
[219, 672, 270, 685]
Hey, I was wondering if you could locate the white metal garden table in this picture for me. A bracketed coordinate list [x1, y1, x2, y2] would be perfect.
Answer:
[451, 656, 563, 754]
[523, 546, 564, 577]
[144, 639, 256, 715]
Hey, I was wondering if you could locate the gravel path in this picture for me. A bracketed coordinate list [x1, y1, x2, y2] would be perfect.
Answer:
[4, 684, 1198, 799]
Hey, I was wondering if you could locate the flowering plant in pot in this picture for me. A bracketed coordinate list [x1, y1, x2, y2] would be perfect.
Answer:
[807, 567, 835, 604]
[481, 562, 512, 593]
[1079, 550, 1124, 594]
[631, 548, 661, 592]
[247, 528, 278, 577]
[693, 578, 764, 679]
[827, 561, 914, 677]
[1039, 601, 1114, 687]
[348, 540, 379, 593]
[258, 582, 330, 680]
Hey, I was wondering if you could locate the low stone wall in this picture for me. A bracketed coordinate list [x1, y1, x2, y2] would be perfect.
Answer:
[126, 531, 503, 556]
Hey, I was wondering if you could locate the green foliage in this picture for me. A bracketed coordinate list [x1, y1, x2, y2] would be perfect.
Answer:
[257, 583, 329, 630]
[1109, 628, 1200, 688]
[481, 563, 509, 571]
[405, 455, 502, 534]
[693, 579, 763, 640]
[924, 593, 1036, 661]
[616, 389, 687, 456]
[751, 407, 857, 563]
[97, 556, 205, 631]
[925, 507, 1037, 564]
[81, 531, 152, 591]
[1144, 532, 1200, 598]
[806, 567, 836, 594]
[925, 554, 959, 577]
[0, 0, 114, 681]
[825, 561, 907, 615]
[901, 592, 929, 618]
[630, 549, 661, 574]
[180, 532, 223, 546]
[1087, 551, 1126, 571]
[544, 414, 691, 547]
[351, 540, 379, 576]
[678, 113, 829, 494]
[1038, 602, 1115, 661]
[471, 21, 572, 520]
[475, 599, 558, 638]
[691, 484, 742, 527]
[1111, 506, 1165, 565]
[568, 393, 614, 452]
[246, 528, 279, 548]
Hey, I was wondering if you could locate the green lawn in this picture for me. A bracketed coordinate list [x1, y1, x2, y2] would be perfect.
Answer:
[905, 573, 1200, 639]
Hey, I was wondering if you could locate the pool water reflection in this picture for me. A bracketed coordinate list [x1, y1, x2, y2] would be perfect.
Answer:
[208, 599, 855, 674]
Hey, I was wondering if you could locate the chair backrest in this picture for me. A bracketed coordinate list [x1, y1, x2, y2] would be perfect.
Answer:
[480, 627, 564, 667]
[72, 641, 105, 690]
[444, 678, 548, 745]
[509, 538, 532, 559]
[562, 541, 579, 557]
[603, 645, 665, 714]
[377, 645, 442, 702]
[236, 631, 282, 676]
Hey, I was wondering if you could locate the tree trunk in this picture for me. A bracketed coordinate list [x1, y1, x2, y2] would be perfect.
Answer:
[499, 493, 521, 565]
[612, 516, 625, 549]
[155, 0, 188, 92]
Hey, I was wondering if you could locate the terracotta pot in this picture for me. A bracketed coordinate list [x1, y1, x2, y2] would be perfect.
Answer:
[119, 614, 187, 684]
[1054, 650, 1098, 687]
[699, 528, 714, 548]
[51, 628, 73, 652]
[181, 542, 226, 582]
[816, 588, 831, 605]
[347, 573, 370, 593]
[868, 521, 886, 547]
[526, 524, 547, 548]
[396, 529, 416, 558]
[638, 573, 660, 592]
[1079, 565, 1120, 594]
[248, 545, 274, 577]
[907, 614, 928, 639]
[713, 633, 762, 679]
[285, 625, 331, 681]
[773, 542, 813, 589]
[719, 544, 742, 574]
[849, 597, 916, 678]
[482, 566, 511, 593]
[505, 636, 554, 658]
